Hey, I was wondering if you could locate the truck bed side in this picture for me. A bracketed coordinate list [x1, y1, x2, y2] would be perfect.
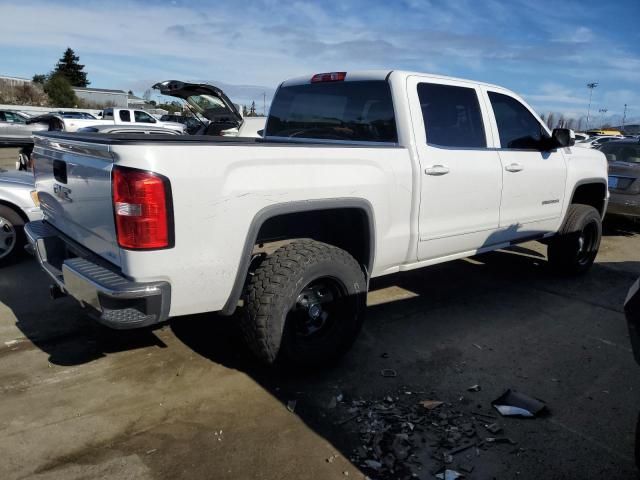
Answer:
[32, 132, 414, 317]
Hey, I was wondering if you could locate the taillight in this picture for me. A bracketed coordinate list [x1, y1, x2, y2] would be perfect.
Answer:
[112, 166, 173, 250]
[310, 72, 346, 83]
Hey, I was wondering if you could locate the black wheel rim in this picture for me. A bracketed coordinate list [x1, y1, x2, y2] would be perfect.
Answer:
[576, 220, 598, 266]
[288, 277, 347, 340]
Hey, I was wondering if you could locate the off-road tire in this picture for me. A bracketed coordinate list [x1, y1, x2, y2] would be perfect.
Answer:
[547, 204, 601, 275]
[241, 239, 366, 367]
[0, 205, 25, 266]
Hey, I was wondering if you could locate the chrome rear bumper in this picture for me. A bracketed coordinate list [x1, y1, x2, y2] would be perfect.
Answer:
[25, 220, 171, 329]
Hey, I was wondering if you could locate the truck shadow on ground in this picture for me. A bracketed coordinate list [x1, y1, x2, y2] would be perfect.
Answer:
[4, 245, 639, 477]
[2, 258, 167, 366]
[169, 247, 640, 478]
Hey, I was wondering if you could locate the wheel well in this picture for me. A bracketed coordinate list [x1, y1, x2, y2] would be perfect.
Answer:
[255, 208, 374, 272]
[0, 200, 28, 223]
[571, 182, 607, 216]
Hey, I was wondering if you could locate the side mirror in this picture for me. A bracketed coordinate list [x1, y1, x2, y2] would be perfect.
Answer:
[551, 128, 575, 148]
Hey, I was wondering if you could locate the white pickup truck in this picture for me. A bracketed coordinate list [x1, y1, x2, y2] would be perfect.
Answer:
[44, 108, 186, 134]
[25, 70, 608, 367]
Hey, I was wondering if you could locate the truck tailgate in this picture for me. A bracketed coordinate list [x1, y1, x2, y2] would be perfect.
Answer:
[32, 135, 121, 267]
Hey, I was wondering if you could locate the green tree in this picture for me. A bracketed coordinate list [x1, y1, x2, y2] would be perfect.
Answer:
[54, 48, 90, 87]
[44, 73, 78, 107]
[32, 74, 47, 85]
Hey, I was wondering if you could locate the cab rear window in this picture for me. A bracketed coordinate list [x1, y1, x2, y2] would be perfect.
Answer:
[265, 80, 397, 142]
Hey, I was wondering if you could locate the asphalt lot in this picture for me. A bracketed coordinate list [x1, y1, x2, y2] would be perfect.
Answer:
[0, 146, 639, 479]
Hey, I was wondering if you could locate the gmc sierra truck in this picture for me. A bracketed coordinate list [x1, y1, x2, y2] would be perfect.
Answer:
[25, 71, 608, 367]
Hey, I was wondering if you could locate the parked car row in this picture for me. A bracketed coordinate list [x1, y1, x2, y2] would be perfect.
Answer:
[1, 81, 267, 143]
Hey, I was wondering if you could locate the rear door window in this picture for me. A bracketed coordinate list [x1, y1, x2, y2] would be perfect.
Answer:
[488, 92, 548, 149]
[266, 80, 397, 142]
[417, 83, 486, 148]
[119, 110, 131, 122]
[103, 109, 114, 120]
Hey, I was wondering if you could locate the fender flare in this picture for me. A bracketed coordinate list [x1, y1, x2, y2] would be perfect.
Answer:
[566, 177, 608, 219]
[220, 197, 376, 316]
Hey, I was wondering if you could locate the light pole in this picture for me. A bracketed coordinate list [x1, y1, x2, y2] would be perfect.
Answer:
[598, 108, 608, 128]
[586, 82, 598, 130]
[622, 104, 628, 131]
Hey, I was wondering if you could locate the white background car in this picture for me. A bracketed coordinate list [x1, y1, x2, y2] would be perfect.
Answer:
[575, 135, 622, 148]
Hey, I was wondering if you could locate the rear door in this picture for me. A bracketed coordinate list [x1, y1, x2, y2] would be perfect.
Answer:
[483, 89, 566, 237]
[407, 76, 503, 261]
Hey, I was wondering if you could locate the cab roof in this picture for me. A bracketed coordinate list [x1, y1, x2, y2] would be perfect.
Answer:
[280, 70, 503, 90]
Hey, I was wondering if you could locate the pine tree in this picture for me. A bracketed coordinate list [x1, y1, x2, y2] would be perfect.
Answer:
[54, 48, 90, 87]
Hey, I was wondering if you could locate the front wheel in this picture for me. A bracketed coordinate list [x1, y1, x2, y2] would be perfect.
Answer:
[547, 204, 602, 275]
[241, 240, 367, 367]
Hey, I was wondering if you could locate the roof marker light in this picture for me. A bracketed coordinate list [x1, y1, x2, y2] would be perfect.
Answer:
[311, 72, 347, 83]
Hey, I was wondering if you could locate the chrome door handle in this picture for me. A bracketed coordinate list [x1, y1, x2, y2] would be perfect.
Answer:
[505, 163, 524, 172]
[425, 165, 450, 176]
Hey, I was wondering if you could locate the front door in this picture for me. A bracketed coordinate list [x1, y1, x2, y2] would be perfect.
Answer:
[484, 90, 566, 238]
[408, 77, 503, 261]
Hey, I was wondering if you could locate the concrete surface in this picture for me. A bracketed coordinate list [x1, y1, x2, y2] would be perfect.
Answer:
[0, 218, 639, 479]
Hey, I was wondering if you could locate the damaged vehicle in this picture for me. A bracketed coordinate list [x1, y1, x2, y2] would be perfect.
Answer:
[153, 80, 264, 137]
[26, 70, 607, 367]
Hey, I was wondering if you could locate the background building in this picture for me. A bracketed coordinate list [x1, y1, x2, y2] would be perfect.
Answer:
[72, 87, 128, 107]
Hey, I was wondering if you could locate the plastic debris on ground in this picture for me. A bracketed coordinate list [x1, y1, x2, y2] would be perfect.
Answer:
[492, 389, 547, 418]
[329, 387, 529, 480]
[435, 469, 463, 479]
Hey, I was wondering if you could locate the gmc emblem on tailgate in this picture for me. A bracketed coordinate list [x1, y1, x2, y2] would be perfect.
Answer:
[53, 184, 73, 202]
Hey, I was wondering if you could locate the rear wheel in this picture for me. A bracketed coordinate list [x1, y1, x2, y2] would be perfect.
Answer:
[0, 206, 25, 266]
[241, 239, 367, 367]
[547, 204, 601, 275]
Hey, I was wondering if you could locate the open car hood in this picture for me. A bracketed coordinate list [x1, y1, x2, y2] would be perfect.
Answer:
[152, 80, 243, 126]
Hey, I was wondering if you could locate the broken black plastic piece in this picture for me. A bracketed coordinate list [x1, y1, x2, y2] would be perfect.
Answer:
[492, 389, 547, 417]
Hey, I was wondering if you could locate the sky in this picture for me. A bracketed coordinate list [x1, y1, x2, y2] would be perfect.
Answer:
[1, 0, 639, 125]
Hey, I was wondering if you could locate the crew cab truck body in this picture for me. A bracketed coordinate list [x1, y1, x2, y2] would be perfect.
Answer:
[26, 70, 608, 367]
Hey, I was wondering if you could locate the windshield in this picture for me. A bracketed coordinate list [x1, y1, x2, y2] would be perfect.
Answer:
[600, 143, 640, 163]
[265, 80, 397, 142]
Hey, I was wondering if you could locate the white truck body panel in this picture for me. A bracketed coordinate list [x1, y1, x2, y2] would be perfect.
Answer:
[29, 70, 608, 323]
